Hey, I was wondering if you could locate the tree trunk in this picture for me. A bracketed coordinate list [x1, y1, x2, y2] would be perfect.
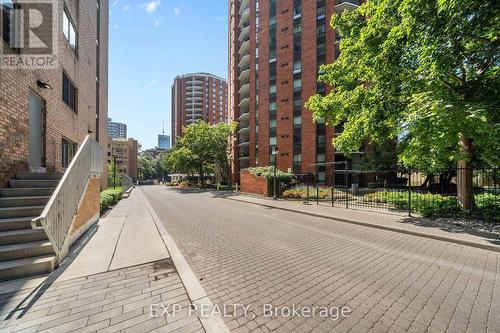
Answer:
[457, 137, 473, 210]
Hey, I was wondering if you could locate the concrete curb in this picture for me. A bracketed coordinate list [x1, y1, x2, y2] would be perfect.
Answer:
[227, 197, 500, 253]
[141, 188, 231, 333]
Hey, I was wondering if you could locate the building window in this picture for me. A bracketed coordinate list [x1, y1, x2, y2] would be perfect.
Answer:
[269, 84, 276, 94]
[293, 78, 302, 92]
[293, 60, 302, 74]
[293, 153, 301, 170]
[61, 138, 77, 168]
[63, 9, 77, 50]
[293, 116, 302, 126]
[62, 72, 78, 112]
[1, 1, 16, 49]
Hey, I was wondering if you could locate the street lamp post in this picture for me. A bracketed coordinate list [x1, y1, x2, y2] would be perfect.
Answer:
[113, 156, 117, 189]
[272, 146, 279, 200]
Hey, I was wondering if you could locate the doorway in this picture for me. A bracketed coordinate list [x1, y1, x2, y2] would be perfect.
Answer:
[28, 91, 46, 169]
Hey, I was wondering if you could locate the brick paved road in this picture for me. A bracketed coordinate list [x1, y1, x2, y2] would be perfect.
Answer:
[0, 259, 205, 333]
[142, 186, 500, 333]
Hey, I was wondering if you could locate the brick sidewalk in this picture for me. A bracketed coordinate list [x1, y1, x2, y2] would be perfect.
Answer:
[0, 259, 204, 333]
[0, 189, 209, 333]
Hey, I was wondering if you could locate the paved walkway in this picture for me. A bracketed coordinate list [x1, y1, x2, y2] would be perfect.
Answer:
[0, 189, 206, 333]
[142, 186, 500, 333]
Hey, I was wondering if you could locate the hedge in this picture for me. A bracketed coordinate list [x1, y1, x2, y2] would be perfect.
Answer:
[100, 188, 123, 212]
[248, 166, 295, 182]
[364, 191, 499, 223]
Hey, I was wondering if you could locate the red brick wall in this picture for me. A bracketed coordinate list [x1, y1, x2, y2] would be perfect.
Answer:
[71, 177, 100, 234]
[127, 138, 138, 180]
[240, 169, 268, 196]
[0, 0, 108, 187]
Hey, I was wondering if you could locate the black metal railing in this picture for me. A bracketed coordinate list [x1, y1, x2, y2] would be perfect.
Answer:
[278, 167, 499, 223]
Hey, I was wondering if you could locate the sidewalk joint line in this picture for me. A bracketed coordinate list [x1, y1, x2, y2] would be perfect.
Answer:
[107, 215, 127, 272]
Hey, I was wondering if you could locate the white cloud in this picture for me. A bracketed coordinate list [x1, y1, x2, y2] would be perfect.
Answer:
[112, 23, 119, 29]
[110, 0, 119, 7]
[173, 7, 181, 16]
[154, 18, 162, 27]
[123, 4, 131, 11]
[144, 0, 160, 13]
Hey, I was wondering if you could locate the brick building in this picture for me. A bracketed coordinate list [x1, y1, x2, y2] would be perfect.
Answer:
[0, 0, 109, 187]
[127, 138, 138, 181]
[229, 0, 361, 183]
[107, 137, 138, 181]
[171, 73, 228, 145]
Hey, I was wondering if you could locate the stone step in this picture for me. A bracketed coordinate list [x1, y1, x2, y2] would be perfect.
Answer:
[8, 179, 59, 189]
[0, 241, 54, 261]
[0, 229, 48, 246]
[0, 196, 50, 208]
[0, 206, 44, 219]
[0, 255, 55, 281]
[0, 188, 55, 197]
[0, 217, 35, 232]
[15, 172, 62, 180]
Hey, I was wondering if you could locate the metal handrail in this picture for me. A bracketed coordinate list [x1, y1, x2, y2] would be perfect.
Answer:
[32, 135, 103, 262]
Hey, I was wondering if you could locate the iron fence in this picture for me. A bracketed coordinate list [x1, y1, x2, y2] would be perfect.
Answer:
[278, 167, 499, 223]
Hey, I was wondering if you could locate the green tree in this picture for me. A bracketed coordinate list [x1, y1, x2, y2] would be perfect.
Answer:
[138, 155, 155, 180]
[166, 144, 197, 177]
[180, 121, 237, 186]
[107, 163, 122, 189]
[306, 0, 499, 209]
[155, 152, 171, 179]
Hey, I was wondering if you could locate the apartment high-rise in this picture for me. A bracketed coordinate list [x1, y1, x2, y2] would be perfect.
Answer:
[171, 73, 228, 145]
[229, 0, 360, 183]
[107, 118, 127, 139]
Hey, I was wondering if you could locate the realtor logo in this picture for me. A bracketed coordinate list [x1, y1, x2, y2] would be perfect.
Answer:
[0, 0, 58, 69]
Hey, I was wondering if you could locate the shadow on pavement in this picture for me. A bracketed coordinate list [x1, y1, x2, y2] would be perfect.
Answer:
[0, 223, 99, 320]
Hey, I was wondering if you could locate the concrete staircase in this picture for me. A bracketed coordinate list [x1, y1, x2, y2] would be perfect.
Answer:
[0, 172, 61, 280]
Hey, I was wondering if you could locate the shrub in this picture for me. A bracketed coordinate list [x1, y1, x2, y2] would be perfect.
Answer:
[282, 185, 344, 200]
[179, 181, 190, 188]
[100, 188, 123, 212]
[249, 166, 295, 183]
[363, 191, 500, 222]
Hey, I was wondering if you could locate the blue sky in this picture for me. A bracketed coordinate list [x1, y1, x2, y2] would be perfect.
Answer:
[108, 0, 228, 149]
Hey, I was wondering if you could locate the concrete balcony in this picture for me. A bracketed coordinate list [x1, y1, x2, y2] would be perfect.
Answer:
[238, 110, 250, 121]
[334, 0, 360, 12]
[239, 40, 250, 56]
[238, 83, 250, 98]
[238, 122, 250, 135]
[238, 68, 250, 85]
[238, 139, 250, 147]
[239, 0, 249, 15]
[186, 102, 203, 107]
[238, 25, 250, 43]
[238, 97, 250, 109]
[186, 91, 203, 98]
[238, 8, 250, 28]
[185, 80, 203, 86]
[238, 54, 250, 71]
